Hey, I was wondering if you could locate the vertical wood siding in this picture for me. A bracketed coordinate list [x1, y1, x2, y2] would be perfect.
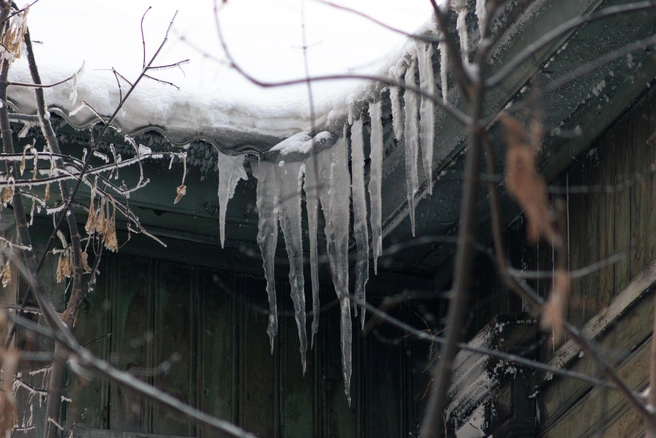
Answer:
[68, 254, 427, 437]
[502, 86, 656, 437]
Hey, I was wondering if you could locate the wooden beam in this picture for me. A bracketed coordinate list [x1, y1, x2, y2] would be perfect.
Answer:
[546, 259, 656, 371]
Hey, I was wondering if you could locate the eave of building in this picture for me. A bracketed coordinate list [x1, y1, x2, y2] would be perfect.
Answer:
[9, 0, 656, 291]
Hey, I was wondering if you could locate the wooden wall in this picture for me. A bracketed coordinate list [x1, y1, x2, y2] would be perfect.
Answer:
[503, 85, 656, 437]
[63, 254, 428, 438]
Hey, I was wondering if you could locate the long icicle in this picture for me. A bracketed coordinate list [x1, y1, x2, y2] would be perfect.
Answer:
[475, 0, 488, 42]
[456, 6, 470, 66]
[368, 100, 383, 274]
[404, 49, 419, 236]
[276, 160, 308, 374]
[304, 151, 322, 349]
[321, 131, 352, 404]
[217, 152, 248, 248]
[418, 42, 435, 195]
[439, 35, 449, 104]
[351, 117, 369, 328]
[390, 59, 407, 141]
[252, 159, 280, 353]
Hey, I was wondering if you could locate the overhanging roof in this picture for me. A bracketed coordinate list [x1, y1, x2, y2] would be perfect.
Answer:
[8, 0, 656, 289]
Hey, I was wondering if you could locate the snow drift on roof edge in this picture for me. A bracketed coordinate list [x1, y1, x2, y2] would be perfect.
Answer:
[5, 15, 435, 154]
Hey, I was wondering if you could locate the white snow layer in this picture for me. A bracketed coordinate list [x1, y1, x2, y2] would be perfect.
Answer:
[7, 0, 435, 144]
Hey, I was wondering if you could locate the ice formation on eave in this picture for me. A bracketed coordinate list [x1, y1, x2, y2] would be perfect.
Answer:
[209, 0, 476, 402]
[9, 0, 473, 403]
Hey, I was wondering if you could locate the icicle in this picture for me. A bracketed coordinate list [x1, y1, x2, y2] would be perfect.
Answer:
[404, 51, 419, 236]
[389, 59, 407, 141]
[368, 101, 383, 274]
[476, 0, 488, 40]
[418, 42, 435, 195]
[456, 7, 470, 65]
[217, 152, 248, 248]
[252, 159, 280, 353]
[351, 117, 369, 328]
[321, 131, 352, 404]
[276, 160, 308, 374]
[304, 152, 323, 349]
[439, 36, 449, 104]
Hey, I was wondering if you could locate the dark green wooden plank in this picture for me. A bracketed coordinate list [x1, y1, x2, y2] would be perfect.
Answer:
[279, 282, 315, 438]
[598, 130, 615, 311]
[363, 324, 402, 438]
[109, 256, 153, 433]
[197, 269, 236, 438]
[630, 96, 651, 275]
[321, 295, 357, 438]
[238, 276, 277, 437]
[152, 260, 196, 437]
[614, 114, 632, 295]
[69, 258, 112, 429]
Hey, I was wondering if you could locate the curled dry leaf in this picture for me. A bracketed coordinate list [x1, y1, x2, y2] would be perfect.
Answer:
[501, 114, 560, 246]
[80, 250, 91, 273]
[0, 259, 10, 288]
[174, 184, 186, 204]
[2, 7, 28, 62]
[2, 187, 13, 205]
[56, 253, 72, 283]
[540, 268, 571, 344]
[95, 207, 106, 235]
[85, 201, 96, 235]
[18, 153, 25, 176]
[44, 182, 50, 201]
[102, 211, 118, 252]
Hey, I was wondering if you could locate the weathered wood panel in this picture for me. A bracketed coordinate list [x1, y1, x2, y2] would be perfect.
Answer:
[237, 275, 277, 437]
[109, 256, 153, 433]
[196, 270, 236, 437]
[152, 262, 196, 436]
[68, 252, 425, 438]
[67, 264, 111, 430]
[532, 86, 656, 437]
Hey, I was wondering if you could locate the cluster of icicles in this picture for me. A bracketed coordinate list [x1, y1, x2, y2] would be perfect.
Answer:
[214, 0, 484, 403]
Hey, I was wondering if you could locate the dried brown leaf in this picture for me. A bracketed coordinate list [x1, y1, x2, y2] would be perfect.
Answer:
[540, 268, 571, 344]
[501, 115, 560, 246]
[95, 208, 106, 235]
[80, 251, 91, 273]
[0, 260, 10, 288]
[103, 214, 118, 252]
[2, 187, 13, 205]
[56, 253, 71, 283]
[18, 154, 25, 176]
[44, 182, 50, 201]
[85, 201, 96, 235]
[174, 184, 186, 204]
[2, 8, 28, 62]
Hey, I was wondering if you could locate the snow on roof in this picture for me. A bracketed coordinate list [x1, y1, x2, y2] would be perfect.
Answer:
[7, 0, 434, 149]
